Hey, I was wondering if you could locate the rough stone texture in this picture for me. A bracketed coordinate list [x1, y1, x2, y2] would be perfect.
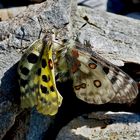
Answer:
[0, 0, 139, 139]
[0, 7, 27, 20]
[56, 111, 140, 140]
[0, 0, 76, 139]
[73, 6, 140, 66]
[26, 110, 53, 140]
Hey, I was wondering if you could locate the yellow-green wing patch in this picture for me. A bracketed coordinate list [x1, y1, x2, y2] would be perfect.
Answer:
[18, 37, 63, 116]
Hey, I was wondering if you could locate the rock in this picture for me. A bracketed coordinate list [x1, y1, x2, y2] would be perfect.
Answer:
[0, 0, 76, 139]
[56, 111, 140, 140]
[73, 6, 140, 66]
[0, 0, 139, 139]
[0, 0, 44, 8]
[0, 7, 27, 21]
[26, 110, 54, 140]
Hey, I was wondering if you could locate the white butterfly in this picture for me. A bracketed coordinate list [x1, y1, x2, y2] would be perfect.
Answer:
[55, 40, 138, 104]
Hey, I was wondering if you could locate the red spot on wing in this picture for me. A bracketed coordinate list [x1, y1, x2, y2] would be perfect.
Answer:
[71, 60, 81, 73]
[71, 49, 79, 58]
[48, 59, 53, 69]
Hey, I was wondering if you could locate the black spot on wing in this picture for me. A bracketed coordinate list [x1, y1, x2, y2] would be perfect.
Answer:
[103, 67, 109, 74]
[20, 67, 30, 75]
[37, 68, 41, 76]
[110, 76, 118, 84]
[20, 79, 28, 87]
[40, 85, 49, 94]
[42, 75, 50, 82]
[27, 53, 38, 64]
[50, 86, 55, 92]
[42, 59, 47, 68]
[90, 58, 97, 63]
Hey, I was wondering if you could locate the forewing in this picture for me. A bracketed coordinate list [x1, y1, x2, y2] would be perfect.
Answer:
[18, 39, 43, 108]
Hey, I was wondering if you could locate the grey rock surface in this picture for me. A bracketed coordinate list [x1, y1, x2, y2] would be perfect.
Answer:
[0, 0, 75, 139]
[73, 6, 140, 66]
[0, 7, 27, 20]
[56, 111, 140, 140]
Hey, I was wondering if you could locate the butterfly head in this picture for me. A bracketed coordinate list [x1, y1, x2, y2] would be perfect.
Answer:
[42, 33, 54, 52]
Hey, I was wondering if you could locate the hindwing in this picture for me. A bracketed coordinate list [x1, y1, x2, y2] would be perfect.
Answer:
[63, 43, 138, 104]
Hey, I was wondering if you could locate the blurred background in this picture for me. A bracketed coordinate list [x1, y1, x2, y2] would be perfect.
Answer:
[78, 0, 140, 19]
[0, 0, 139, 20]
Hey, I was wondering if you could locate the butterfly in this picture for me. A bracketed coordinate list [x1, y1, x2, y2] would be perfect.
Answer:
[17, 33, 138, 116]
[55, 40, 138, 104]
[17, 34, 63, 116]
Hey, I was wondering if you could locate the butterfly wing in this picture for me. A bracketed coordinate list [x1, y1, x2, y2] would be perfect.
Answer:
[66, 46, 138, 104]
[18, 39, 43, 108]
[36, 37, 63, 115]
[18, 37, 63, 116]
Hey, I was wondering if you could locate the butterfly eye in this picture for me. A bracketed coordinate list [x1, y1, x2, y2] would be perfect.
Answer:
[93, 80, 101, 88]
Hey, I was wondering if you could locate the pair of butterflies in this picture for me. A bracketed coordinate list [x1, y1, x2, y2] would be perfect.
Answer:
[17, 33, 138, 116]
